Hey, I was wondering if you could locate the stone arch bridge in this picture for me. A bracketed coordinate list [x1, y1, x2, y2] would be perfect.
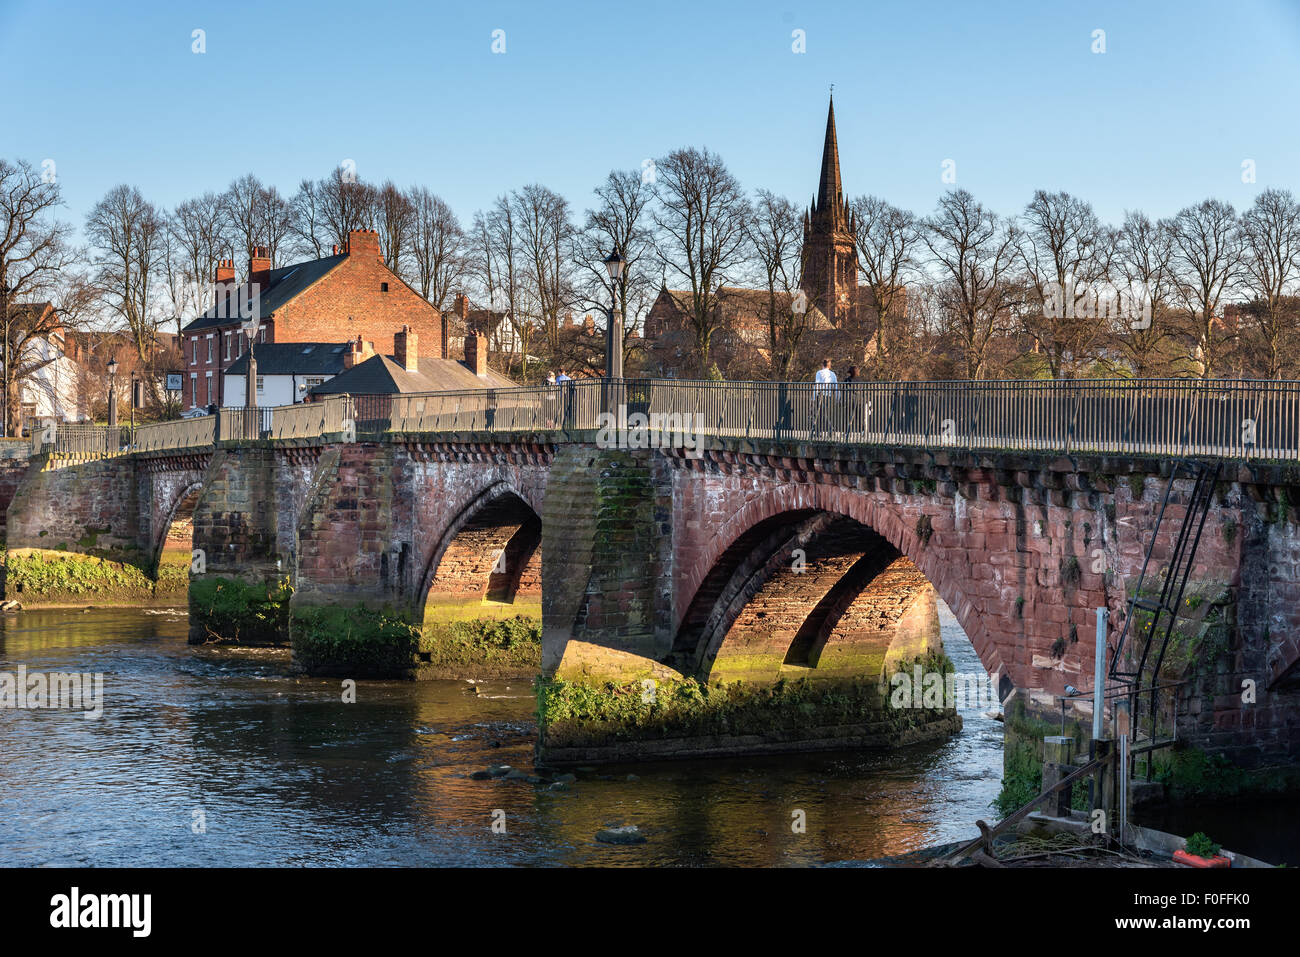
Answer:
[5, 380, 1300, 767]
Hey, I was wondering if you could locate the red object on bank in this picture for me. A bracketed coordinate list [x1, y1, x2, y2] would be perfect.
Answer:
[1173, 849, 1231, 868]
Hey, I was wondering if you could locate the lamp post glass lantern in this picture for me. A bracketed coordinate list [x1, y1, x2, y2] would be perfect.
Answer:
[245, 320, 260, 411]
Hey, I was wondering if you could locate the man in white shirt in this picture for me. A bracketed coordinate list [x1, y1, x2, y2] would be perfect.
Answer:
[555, 369, 574, 428]
[812, 359, 837, 437]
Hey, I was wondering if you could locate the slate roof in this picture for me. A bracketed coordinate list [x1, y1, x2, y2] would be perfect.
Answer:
[181, 254, 346, 333]
[308, 355, 515, 396]
[224, 342, 350, 376]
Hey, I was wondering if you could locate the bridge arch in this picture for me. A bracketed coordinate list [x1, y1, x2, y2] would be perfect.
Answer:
[416, 480, 542, 622]
[149, 481, 205, 577]
[673, 483, 1010, 690]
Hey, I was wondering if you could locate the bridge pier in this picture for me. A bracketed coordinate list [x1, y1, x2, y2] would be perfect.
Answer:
[188, 445, 293, 645]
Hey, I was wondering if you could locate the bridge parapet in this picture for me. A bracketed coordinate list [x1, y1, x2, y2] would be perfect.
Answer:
[27, 378, 1300, 463]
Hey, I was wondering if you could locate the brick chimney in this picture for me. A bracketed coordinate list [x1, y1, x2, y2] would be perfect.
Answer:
[213, 259, 236, 311]
[343, 334, 374, 369]
[346, 228, 381, 261]
[465, 333, 487, 377]
[394, 325, 418, 372]
[249, 246, 272, 288]
[454, 293, 470, 320]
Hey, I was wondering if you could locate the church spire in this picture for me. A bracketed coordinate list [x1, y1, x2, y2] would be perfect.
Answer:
[816, 93, 842, 210]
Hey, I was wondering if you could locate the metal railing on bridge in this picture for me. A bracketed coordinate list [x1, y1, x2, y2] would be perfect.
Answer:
[378, 377, 1300, 462]
[33, 378, 1300, 462]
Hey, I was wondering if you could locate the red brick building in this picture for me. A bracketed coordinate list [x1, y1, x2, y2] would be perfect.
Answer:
[180, 229, 444, 408]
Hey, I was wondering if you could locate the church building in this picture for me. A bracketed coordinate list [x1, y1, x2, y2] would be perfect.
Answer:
[645, 95, 886, 376]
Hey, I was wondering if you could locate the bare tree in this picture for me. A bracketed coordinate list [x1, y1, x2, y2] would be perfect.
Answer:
[1169, 199, 1242, 378]
[575, 169, 656, 373]
[289, 178, 329, 259]
[652, 147, 750, 375]
[0, 158, 78, 434]
[165, 192, 226, 334]
[474, 196, 532, 375]
[221, 174, 262, 269]
[409, 187, 466, 310]
[85, 185, 169, 367]
[850, 195, 921, 379]
[922, 189, 1021, 381]
[512, 184, 573, 356]
[261, 185, 294, 267]
[1016, 190, 1112, 377]
[376, 180, 415, 279]
[1239, 188, 1300, 379]
[1112, 211, 1177, 377]
[318, 168, 376, 250]
[746, 190, 807, 379]
[219, 174, 295, 270]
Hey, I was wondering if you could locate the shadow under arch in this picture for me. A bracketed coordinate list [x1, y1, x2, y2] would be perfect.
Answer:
[149, 481, 205, 578]
[415, 480, 542, 622]
[672, 484, 1010, 692]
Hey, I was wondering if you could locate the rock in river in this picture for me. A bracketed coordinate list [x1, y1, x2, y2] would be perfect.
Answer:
[596, 825, 647, 845]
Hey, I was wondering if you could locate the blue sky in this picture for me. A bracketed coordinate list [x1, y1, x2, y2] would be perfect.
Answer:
[4, 0, 1299, 236]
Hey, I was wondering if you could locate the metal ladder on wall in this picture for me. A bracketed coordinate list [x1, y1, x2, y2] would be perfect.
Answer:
[1108, 457, 1220, 774]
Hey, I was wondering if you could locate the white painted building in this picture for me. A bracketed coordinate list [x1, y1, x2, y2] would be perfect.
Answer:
[221, 342, 348, 408]
[18, 334, 86, 422]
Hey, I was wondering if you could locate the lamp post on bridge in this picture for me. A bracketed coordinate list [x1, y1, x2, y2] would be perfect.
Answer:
[106, 357, 118, 452]
[129, 370, 138, 448]
[244, 317, 260, 440]
[602, 247, 626, 415]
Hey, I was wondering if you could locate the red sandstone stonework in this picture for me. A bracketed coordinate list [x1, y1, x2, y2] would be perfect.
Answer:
[8, 434, 1300, 769]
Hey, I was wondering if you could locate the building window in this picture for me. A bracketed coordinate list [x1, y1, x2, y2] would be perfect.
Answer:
[381, 282, 389, 292]
[237, 333, 244, 357]
[256, 376, 265, 396]
[259, 327, 266, 343]
[205, 371, 213, 406]
[190, 338, 197, 365]
[206, 336, 213, 362]
[190, 373, 197, 406]
[223, 331, 231, 360]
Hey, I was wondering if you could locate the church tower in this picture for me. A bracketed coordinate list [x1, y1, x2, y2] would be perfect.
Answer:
[800, 95, 858, 325]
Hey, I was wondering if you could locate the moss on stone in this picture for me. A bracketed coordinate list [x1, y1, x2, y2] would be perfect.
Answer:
[6, 548, 157, 604]
[189, 575, 292, 645]
[536, 671, 955, 751]
[417, 614, 541, 678]
[290, 603, 420, 677]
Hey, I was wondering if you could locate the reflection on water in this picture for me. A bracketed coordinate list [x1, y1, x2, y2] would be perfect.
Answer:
[0, 602, 1003, 866]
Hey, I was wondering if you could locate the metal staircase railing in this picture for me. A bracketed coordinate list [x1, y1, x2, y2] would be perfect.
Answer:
[1108, 457, 1220, 775]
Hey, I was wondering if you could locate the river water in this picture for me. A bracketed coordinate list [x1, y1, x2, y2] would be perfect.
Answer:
[0, 602, 1007, 866]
